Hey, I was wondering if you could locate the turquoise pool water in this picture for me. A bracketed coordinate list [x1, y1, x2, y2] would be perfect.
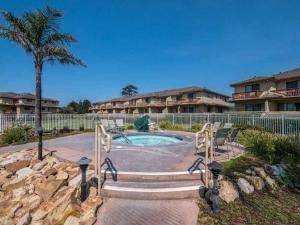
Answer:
[114, 134, 183, 146]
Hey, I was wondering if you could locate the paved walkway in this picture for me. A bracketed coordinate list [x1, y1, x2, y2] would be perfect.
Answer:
[96, 199, 199, 225]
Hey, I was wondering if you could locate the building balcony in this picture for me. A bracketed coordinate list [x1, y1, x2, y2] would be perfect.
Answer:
[148, 101, 166, 107]
[99, 105, 106, 109]
[274, 88, 300, 97]
[136, 102, 148, 107]
[113, 105, 125, 109]
[166, 100, 178, 106]
[179, 98, 200, 104]
[232, 91, 264, 100]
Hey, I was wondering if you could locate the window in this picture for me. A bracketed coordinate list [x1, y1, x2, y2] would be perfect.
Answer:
[286, 80, 300, 89]
[176, 95, 181, 101]
[278, 103, 300, 111]
[24, 106, 31, 110]
[187, 93, 194, 99]
[245, 104, 262, 111]
[245, 84, 260, 92]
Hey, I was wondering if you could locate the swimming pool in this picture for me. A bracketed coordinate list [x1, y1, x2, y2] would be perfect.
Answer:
[113, 133, 183, 146]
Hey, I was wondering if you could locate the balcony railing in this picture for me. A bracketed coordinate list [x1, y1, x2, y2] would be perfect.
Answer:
[136, 102, 147, 107]
[232, 91, 263, 100]
[148, 101, 166, 107]
[274, 88, 300, 97]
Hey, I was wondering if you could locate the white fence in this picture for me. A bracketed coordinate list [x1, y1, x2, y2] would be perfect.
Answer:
[0, 113, 300, 135]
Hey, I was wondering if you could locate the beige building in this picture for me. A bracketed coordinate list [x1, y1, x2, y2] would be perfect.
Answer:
[0, 92, 59, 114]
[231, 68, 300, 111]
[91, 86, 230, 114]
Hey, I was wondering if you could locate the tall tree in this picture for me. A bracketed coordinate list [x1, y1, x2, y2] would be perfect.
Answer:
[0, 6, 85, 160]
[121, 85, 138, 97]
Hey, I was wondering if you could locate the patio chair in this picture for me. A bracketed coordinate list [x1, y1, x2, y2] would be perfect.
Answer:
[227, 128, 240, 156]
[213, 122, 221, 133]
[115, 119, 125, 131]
[148, 119, 161, 132]
[223, 123, 233, 129]
[100, 119, 110, 130]
[214, 128, 231, 159]
[108, 120, 120, 133]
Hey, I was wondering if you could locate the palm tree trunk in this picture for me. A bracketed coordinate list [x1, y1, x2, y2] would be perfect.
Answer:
[35, 61, 42, 129]
[35, 58, 43, 160]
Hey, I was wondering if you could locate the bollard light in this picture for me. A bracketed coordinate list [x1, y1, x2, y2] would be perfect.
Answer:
[208, 161, 223, 215]
[36, 127, 43, 161]
[77, 157, 92, 202]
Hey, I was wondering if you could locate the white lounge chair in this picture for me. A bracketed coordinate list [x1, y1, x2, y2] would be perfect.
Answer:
[116, 119, 125, 131]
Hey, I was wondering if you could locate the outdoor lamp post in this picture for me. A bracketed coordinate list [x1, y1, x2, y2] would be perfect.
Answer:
[36, 127, 43, 160]
[77, 157, 92, 202]
[208, 161, 223, 215]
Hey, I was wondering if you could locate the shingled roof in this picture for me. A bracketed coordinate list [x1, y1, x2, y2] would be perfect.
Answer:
[231, 67, 300, 87]
[94, 86, 230, 104]
[0, 92, 59, 102]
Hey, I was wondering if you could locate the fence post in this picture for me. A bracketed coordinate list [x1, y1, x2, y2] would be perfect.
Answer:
[281, 115, 285, 135]
[172, 114, 175, 125]
[252, 114, 255, 126]
[189, 114, 192, 128]
[207, 114, 210, 123]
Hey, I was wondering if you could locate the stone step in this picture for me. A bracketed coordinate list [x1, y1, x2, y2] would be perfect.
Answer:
[101, 180, 205, 200]
[100, 169, 206, 182]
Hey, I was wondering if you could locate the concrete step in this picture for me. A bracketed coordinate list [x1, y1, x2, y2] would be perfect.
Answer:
[101, 180, 205, 200]
[101, 169, 206, 182]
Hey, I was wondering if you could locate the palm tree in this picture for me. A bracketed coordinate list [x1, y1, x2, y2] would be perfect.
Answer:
[121, 85, 138, 97]
[0, 6, 85, 160]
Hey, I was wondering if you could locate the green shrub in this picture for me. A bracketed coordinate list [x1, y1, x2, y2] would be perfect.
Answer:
[60, 126, 70, 133]
[1, 127, 26, 144]
[126, 124, 134, 130]
[79, 125, 84, 132]
[159, 120, 172, 129]
[273, 135, 300, 164]
[238, 129, 275, 163]
[191, 123, 203, 132]
[235, 124, 265, 131]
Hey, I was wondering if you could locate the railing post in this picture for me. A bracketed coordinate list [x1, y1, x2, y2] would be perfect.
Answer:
[189, 113, 192, 129]
[252, 114, 255, 126]
[172, 113, 175, 125]
[281, 114, 285, 135]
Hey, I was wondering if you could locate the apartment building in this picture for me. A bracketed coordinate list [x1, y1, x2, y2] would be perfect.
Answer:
[231, 68, 300, 111]
[91, 86, 230, 114]
[0, 92, 60, 114]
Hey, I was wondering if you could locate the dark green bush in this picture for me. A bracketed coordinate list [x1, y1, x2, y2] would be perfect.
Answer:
[159, 120, 172, 129]
[60, 126, 70, 133]
[1, 127, 26, 144]
[79, 125, 84, 132]
[273, 135, 300, 164]
[191, 123, 203, 132]
[126, 124, 134, 130]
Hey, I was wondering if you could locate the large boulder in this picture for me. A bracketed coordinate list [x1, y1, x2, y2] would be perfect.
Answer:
[254, 167, 267, 179]
[35, 178, 66, 201]
[64, 215, 79, 225]
[219, 180, 239, 203]
[16, 212, 31, 225]
[5, 160, 31, 174]
[56, 171, 69, 180]
[2, 177, 26, 191]
[32, 187, 80, 224]
[237, 178, 254, 194]
[0, 157, 17, 167]
[16, 167, 34, 179]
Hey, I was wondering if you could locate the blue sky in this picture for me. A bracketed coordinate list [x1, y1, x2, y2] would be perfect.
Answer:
[1, 0, 300, 106]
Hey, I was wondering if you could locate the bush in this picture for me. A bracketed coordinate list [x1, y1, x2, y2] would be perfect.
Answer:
[235, 124, 265, 131]
[1, 127, 26, 144]
[273, 135, 300, 165]
[60, 126, 70, 133]
[238, 129, 275, 163]
[126, 124, 134, 130]
[191, 123, 203, 132]
[79, 125, 84, 132]
[159, 120, 172, 129]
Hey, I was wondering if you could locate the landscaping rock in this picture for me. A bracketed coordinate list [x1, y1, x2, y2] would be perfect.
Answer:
[219, 180, 239, 203]
[248, 176, 265, 190]
[32, 187, 80, 224]
[5, 160, 31, 174]
[32, 161, 47, 171]
[2, 177, 26, 191]
[254, 167, 267, 179]
[22, 194, 42, 211]
[237, 178, 254, 194]
[43, 167, 57, 177]
[13, 187, 27, 200]
[16, 212, 31, 225]
[265, 176, 277, 189]
[69, 170, 94, 187]
[0, 157, 17, 167]
[64, 215, 80, 225]
[16, 167, 34, 179]
[35, 178, 66, 201]
[56, 170, 69, 180]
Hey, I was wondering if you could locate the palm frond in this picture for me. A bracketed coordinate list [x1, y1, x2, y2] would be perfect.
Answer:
[0, 25, 33, 53]
[44, 45, 86, 67]
[44, 32, 77, 46]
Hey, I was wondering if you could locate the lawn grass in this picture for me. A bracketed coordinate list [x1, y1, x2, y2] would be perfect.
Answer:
[197, 155, 300, 225]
